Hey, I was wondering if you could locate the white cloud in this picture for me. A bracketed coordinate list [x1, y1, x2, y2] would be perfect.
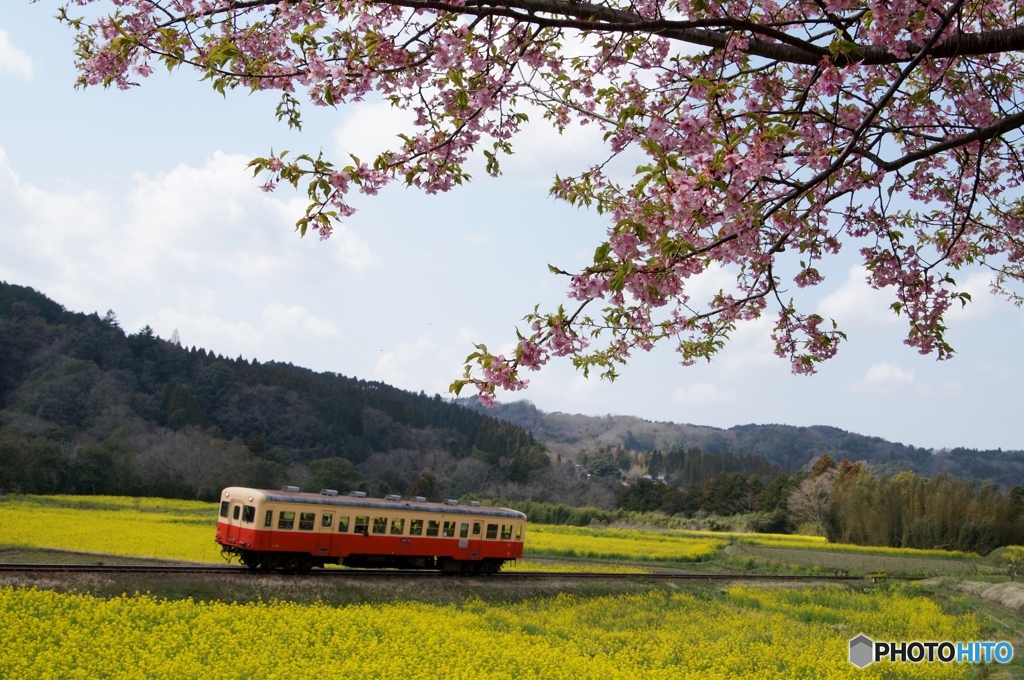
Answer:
[0, 30, 33, 81]
[333, 101, 418, 162]
[331, 98, 617, 191]
[121, 151, 374, 280]
[153, 303, 340, 355]
[262, 302, 342, 340]
[818, 265, 900, 326]
[671, 382, 736, 404]
[0, 148, 110, 303]
[946, 271, 1001, 322]
[852, 362, 915, 394]
[0, 149, 375, 299]
[154, 308, 263, 352]
[0, 147, 373, 370]
[373, 333, 463, 395]
[820, 265, 1003, 329]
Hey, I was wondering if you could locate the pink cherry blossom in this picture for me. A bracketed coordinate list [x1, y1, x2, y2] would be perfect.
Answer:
[59, 0, 1024, 403]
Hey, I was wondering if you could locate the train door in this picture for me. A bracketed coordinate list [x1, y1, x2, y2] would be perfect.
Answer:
[316, 512, 334, 558]
[390, 517, 411, 556]
[467, 520, 484, 560]
[225, 500, 244, 546]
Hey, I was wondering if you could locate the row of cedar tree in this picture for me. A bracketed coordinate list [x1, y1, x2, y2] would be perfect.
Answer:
[612, 454, 1024, 555]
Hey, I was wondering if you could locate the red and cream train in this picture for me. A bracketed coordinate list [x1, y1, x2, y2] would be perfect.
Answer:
[215, 486, 526, 573]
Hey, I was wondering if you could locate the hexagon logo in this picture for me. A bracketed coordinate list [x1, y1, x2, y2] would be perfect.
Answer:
[849, 634, 874, 668]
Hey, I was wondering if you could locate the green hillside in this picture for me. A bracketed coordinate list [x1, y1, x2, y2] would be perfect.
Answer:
[0, 282, 548, 500]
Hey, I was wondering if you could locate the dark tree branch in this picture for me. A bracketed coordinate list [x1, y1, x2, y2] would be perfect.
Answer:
[154, 0, 1024, 68]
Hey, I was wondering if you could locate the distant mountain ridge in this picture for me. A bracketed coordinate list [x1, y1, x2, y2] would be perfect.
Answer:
[459, 399, 1024, 486]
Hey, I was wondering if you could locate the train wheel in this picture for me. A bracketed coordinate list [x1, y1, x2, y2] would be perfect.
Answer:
[240, 552, 260, 571]
[438, 557, 462, 574]
[480, 559, 504, 575]
[283, 555, 313, 573]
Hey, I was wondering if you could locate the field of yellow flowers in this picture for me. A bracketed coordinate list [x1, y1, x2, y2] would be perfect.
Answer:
[526, 524, 725, 562]
[0, 496, 726, 564]
[0, 585, 979, 679]
[0, 494, 979, 566]
[0, 496, 223, 562]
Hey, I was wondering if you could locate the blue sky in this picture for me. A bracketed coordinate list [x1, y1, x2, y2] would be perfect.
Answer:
[2, 4, 1024, 451]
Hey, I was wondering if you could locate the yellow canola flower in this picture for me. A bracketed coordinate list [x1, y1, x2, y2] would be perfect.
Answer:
[526, 524, 725, 562]
[0, 586, 977, 679]
[0, 499, 221, 562]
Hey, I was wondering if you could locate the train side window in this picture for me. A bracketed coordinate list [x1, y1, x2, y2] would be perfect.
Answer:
[486, 523, 498, 539]
[426, 520, 440, 537]
[501, 525, 512, 540]
[264, 510, 273, 528]
[459, 523, 469, 538]
[515, 525, 522, 541]
[242, 506, 256, 524]
[472, 522, 481, 536]
[220, 501, 229, 518]
[232, 505, 240, 520]
[278, 511, 295, 530]
[442, 521, 456, 538]
[373, 517, 388, 534]
[338, 516, 350, 533]
[321, 513, 333, 528]
[354, 516, 369, 534]
[409, 519, 423, 536]
[390, 518, 405, 535]
[299, 513, 316, 531]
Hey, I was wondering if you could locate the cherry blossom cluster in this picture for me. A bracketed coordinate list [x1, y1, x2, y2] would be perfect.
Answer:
[60, 0, 1024, 403]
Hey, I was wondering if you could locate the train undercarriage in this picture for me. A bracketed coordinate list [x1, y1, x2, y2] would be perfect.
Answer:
[225, 548, 505, 574]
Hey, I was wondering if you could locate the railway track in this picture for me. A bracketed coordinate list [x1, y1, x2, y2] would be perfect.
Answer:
[0, 562, 870, 580]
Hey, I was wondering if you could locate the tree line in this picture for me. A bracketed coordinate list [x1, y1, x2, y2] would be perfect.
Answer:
[613, 453, 1024, 554]
[0, 282, 549, 500]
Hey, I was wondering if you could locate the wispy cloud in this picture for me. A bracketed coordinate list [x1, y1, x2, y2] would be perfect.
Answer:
[671, 382, 736, 404]
[0, 30, 34, 81]
[852, 362, 915, 394]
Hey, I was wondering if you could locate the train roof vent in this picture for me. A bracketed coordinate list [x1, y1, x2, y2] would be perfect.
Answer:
[349, 491, 367, 498]
[321, 489, 339, 496]
[443, 499, 459, 506]
[384, 494, 401, 501]
[281, 485, 300, 493]
[411, 496, 427, 503]
[469, 501, 481, 507]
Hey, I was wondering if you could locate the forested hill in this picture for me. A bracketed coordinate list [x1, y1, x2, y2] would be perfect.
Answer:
[0, 282, 548, 500]
[460, 399, 1024, 486]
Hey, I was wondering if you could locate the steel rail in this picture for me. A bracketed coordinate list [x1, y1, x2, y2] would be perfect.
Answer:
[0, 563, 876, 580]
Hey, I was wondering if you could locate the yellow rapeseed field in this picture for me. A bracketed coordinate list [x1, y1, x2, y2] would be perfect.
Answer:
[0, 495, 978, 565]
[0, 585, 979, 679]
[525, 524, 725, 562]
[0, 497, 222, 562]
